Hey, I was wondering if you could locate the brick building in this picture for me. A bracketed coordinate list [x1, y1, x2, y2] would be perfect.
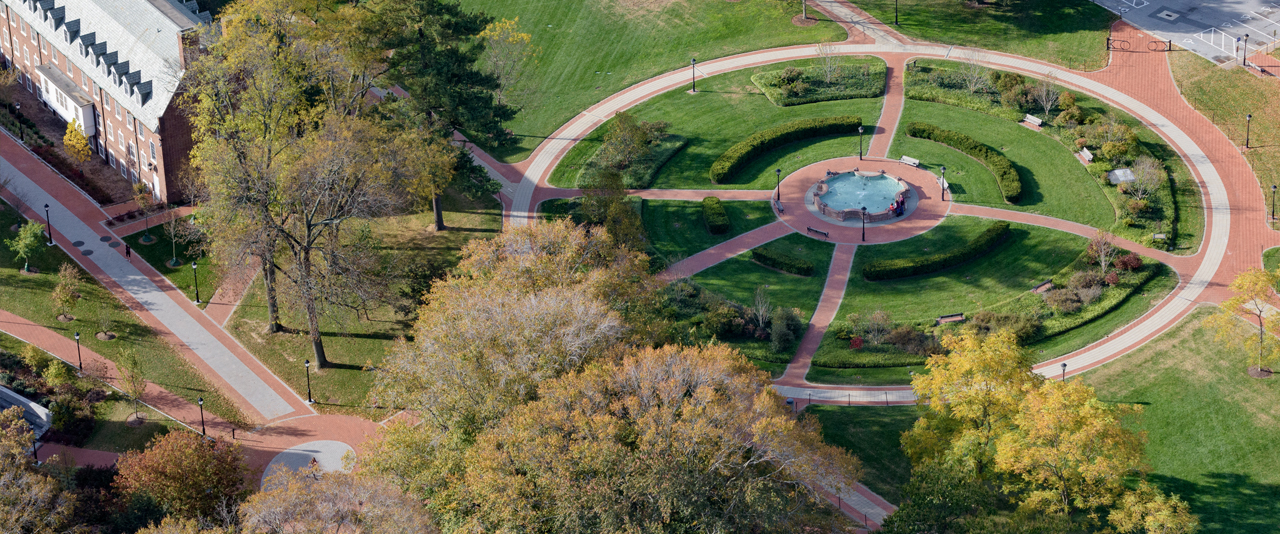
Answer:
[0, 0, 210, 203]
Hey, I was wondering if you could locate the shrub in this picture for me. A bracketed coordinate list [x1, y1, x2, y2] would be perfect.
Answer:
[884, 325, 942, 356]
[863, 221, 1010, 280]
[30, 145, 112, 204]
[753, 62, 888, 106]
[709, 116, 862, 183]
[969, 311, 1042, 343]
[811, 344, 926, 368]
[19, 344, 52, 374]
[1076, 285, 1104, 306]
[1105, 271, 1120, 286]
[1069, 271, 1104, 290]
[770, 306, 805, 353]
[1044, 289, 1082, 314]
[702, 196, 731, 235]
[1114, 253, 1143, 271]
[750, 246, 814, 276]
[1086, 161, 1114, 179]
[904, 122, 1021, 202]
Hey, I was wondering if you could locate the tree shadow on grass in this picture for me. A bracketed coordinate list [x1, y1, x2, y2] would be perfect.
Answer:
[1148, 473, 1280, 534]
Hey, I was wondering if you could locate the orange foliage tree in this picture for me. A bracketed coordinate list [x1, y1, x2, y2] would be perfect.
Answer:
[114, 431, 253, 518]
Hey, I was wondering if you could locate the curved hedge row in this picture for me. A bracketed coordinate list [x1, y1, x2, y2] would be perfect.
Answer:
[811, 343, 926, 368]
[751, 246, 815, 276]
[904, 122, 1022, 203]
[709, 116, 863, 184]
[863, 220, 1011, 280]
[702, 196, 730, 234]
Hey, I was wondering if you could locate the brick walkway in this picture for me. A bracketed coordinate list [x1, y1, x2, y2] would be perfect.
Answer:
[658, 221, 794, 281]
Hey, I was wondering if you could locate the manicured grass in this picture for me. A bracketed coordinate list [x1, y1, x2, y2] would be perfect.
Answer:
[806, 404, 920, 504]
[225, 189, 503, 420]
[0, 204, 247, 428]
[721, 338, 788, 380]
[892, 100, 1116, 229]
[643, 199, 776, 265]
[1084, 307, 1280, 534]
[82, 400, 176, 453]
[1171, 50, 1280, 204]
[691, 232, 834, 320]
[805, 364, 926, 387]
[855, 0, 1114, 70]
[548, 59, 884, 190]
[125, 217, 220, 309]
[460, 0, 845, 163]
[1265, 248, 1280, 291]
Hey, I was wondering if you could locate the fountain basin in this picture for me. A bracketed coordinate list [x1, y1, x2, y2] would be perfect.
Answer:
[811, 170, 910, 222]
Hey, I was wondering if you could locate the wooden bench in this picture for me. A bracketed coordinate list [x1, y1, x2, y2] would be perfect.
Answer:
[1032, 280, 1054, 294]
[899, 155, 920, 167]
[1080, 147, 1094, 163]
[1023, 114, 1044, 127]
[936, 313, 965, 326]
[806, 226, 829, 238]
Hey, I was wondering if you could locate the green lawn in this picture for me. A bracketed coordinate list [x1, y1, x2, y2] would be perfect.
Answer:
[548, 59, 884, 190]
[855, 0, 1114, 71]
[806, 404, 920, 504]
[81, 400, 176, 453]
[1023, 265, 1177, 361]
[0, 204, 248, 428]
[225, 188, 503, 420]
[691, 232, 834, 321]
[460, 0, 846, 163]
[1084, 307, 1280, 534]
[892, 100, 1116, 229]
[643, 199, 776, 265]
[125, 217, 220, 309]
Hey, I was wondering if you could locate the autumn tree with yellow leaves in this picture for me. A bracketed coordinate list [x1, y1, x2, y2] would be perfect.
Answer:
[63, 118, 91, 168]
[1207, 267, 1280, 374]
[479, 17, 538, 105]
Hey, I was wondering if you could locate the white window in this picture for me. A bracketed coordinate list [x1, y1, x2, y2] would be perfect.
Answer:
[105, 125, 111, 141]
[22, 45, 27, 64]
[107, 151, 115, 168]
[149, 140, 155, 161]
[125, 112, 132, 129]
[55, 90, 65, 109]
[50, 49, 56, 64]
[113, 99, 119, 119]
[116, 128, 123, 148]
[80, 71, 86, 89]
[20, 20, 26, 35]
[119, 159, 125, 177]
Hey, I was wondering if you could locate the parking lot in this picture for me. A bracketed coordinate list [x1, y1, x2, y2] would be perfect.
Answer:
[1091, 0, 1280, 64]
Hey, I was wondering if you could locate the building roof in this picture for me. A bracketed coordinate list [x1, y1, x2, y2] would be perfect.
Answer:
[0, 385, 51, 439]
[1108, 168, 1136, 185]
[6, 0, 211, 131]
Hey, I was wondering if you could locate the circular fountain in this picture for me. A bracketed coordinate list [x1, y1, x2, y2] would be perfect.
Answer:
[810, 170, 910, 222]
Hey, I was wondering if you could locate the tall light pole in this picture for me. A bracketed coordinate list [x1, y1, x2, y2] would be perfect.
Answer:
[197, 397, 206, 436]
[1271, 184, 1276, 221]
[857, 126, 864, 160]
[1246, 113, 1253, 149]
[860, 206, 867, 242]
[43, 204, 53, 246]
[1060, 362, 1067, 381]
[775, 168, 782, 202]
[690, 59, 697, 93]
[305, 359, 314, 404]
[74, 332, 82, 372]
[1244, 34, 1250, 66]
[940, 165, 947, 201]
[192, 262, 201, 304]
[894, 0, 899, 25]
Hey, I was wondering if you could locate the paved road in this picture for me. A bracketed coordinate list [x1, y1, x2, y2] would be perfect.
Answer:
[1092, 0, 1280, 64]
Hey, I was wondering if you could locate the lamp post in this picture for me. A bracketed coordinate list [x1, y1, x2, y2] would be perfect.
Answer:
[860, 206, 867, 242]
[775, 168, 781, 201]
[74, 332, 81, 372]
[197, 397, 205, 436]
[894, 0, 899, 25]
[1060, 362, 1067, 381]
[690, 59, 697, 93]
[1246, 114, 1253, 149]
[857, 126, 864, 160]
[1271, 185, 1276, 221]
[305, 359, 314, 404]
[940, 165, 947, 201]
[43, 204, 53, 246]
[1244, 34, 1250, 66]
[192, 262, 201, 304]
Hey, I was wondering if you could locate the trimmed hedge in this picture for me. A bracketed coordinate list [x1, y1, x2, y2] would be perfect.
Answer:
[702, 196, 731, 235]
[863, 220, 1010, 280]
[904, 122, 1022, 202]
[751, 245, 815, 276]
[709, 116, 862, 184]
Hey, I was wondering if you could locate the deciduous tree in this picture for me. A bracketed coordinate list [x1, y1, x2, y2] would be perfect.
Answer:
[815, 40, 841, 83]
[1031, 74, 1060, 121]
[115, 431, 252, 519]
[479, 17, 538, 106]
[598, 111, 668, 170]
[909, 329, 1039, 474]
[117, 348, 147, 420]
[1127, 155, 1166, 202]
[0, 407, 78, 533]
[957, 52, 991, 94]
[1108, 481, 1200, 534]
[995, 379, 1146, 515]
[461, 344, 861, 533]
[242, 464, 436, 533]
[63, 119, 90, 168]
[5, 220, 43, 273]
[50, 262, 82, 320]
[1088, 230, 1118, 275]
[1207, 268, 1280, 372]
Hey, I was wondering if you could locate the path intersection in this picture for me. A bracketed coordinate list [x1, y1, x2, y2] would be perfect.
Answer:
[1, 1, 1275, 530]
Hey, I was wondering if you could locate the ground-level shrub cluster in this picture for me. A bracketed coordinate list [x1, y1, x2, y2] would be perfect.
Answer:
[751, 57, 887, 106]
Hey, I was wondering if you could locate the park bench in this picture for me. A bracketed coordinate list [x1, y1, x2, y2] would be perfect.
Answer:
[1032, 280, 1054, 294]
[1023, 114, 1044, 127]
[774, 199, 784, 214]
[806, 226, 829, 238]
[899, 155, 920, 167]
[936, 313, 965, 326]
[1080, 147, 1094, 163]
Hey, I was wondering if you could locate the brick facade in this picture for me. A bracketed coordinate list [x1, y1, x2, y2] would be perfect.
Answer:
[0, 0, 208, 204]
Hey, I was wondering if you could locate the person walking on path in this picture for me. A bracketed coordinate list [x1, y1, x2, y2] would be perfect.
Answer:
[125, 245, 130, 260]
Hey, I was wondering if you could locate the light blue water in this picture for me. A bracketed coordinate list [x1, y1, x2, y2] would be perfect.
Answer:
[818, 173, 902, 212]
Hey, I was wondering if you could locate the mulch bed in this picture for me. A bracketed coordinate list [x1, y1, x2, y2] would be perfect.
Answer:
[1248, 365, 1273, 379]
[792, 14, 818, 26]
